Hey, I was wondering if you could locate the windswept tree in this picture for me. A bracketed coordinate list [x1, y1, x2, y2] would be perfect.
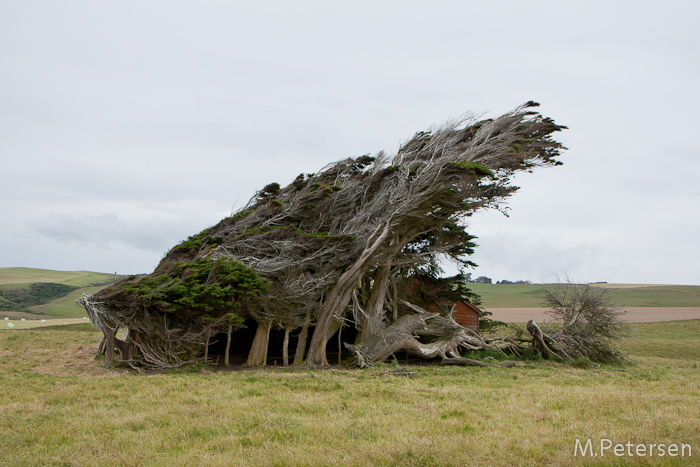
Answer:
[80, 102, 569, 369]
[527, 279, 628, 363]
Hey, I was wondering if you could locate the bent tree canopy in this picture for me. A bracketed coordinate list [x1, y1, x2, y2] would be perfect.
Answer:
[79, 102, 567, 369]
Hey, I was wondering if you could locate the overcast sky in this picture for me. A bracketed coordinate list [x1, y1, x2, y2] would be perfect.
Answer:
[2, 1, 699, 285]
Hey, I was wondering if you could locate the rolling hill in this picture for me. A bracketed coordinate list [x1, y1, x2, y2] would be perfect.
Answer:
[0, 268, 124, 318]
[3, 267, 699, 319]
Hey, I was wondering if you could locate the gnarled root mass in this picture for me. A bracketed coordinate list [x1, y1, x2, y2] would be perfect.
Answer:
[343, 302, 626, 369]
[344, 303, 522, 368]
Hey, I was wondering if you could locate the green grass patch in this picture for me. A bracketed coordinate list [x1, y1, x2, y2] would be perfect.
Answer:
[0, 267, 122, 288]
[28, 285, 108, 318]
[33, 323, 96, 332]
[466, 283, 700, 308]
[621, 320, 700, 360]
[467, 283, 544, 307]
[0, 268, 123, 316]
[0, 282, 79, 310]
[607, 285, 700, 307]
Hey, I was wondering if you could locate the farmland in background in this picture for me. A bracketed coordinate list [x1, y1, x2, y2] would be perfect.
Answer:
[467, 283, 700, 308]
[0, 267, 124, 318]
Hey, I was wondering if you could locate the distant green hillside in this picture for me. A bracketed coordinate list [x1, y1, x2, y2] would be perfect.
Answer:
[0, 268, 124, 317]
[466, 283, 543, 308]
[466, 283, 700, 308]
[3, 267, 697, 316]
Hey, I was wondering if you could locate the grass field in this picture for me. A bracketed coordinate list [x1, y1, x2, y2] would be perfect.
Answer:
[28, 285, 111, 318]
[1, 321, 698, 466]
[0, 267, 121, 288]
[0, 268, 123, 318]
[467, 283, 700, 308]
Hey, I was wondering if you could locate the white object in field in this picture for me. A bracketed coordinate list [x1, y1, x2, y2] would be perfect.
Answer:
[3, 317, 8, 320]
[83, 317, 88, 319]
[21, 318, 26, 321]
[7, 322, 15, 328]
[41, 319, 46, 323]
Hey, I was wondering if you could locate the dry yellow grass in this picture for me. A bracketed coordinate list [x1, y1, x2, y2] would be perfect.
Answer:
[1, 323, 699, 466]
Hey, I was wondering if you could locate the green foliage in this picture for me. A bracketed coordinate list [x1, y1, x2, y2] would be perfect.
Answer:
[171, 230, 224, 256]
[241, 226, 268, 237]
[292, 174, 308, 191]
[231, 209, 253, 220]
[402, 222, 478, 274]
[479, 315, 508, 332]
[119, 257, 268, 320]
[305, 231, 329, 238]
[306, 180, 343, 197]
[259, 183, 281, 197]
[379, 165, 402, 177]
[350, 154, 375, 171]
[322, 184, 343, 198]
[403, 273, 482, 312]
[447, 161, 495, 178]
[301, 203, 319, 213]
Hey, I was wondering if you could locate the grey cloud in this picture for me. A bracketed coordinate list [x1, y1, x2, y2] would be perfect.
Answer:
[27, 212, 185, 253]
[2, 1, 699, 283]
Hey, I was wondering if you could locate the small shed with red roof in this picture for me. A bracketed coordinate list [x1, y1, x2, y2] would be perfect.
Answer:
[426, 300, 482, 333]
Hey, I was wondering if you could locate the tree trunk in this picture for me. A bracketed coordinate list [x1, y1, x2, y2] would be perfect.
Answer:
[391, 277, 399, 322]
[344, 310, 502, 368]
[203, 335, 210, 364]
[344, 313, 438, 366]
[95, 335, 106, 360]
[337, 323, 343, 365]
[113, 336, 133, 362]
[283, 326, 291, 367]
[224, 324, 233, 366]
[357, 263, 391, 343]
[304, 221, 393, 368]
[103, 327, 115, 368]
[123, 328, 135, 361]
[527, 319, 566, 362]
[293, 309, 312, 366]
[246, 321, 271, 367]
